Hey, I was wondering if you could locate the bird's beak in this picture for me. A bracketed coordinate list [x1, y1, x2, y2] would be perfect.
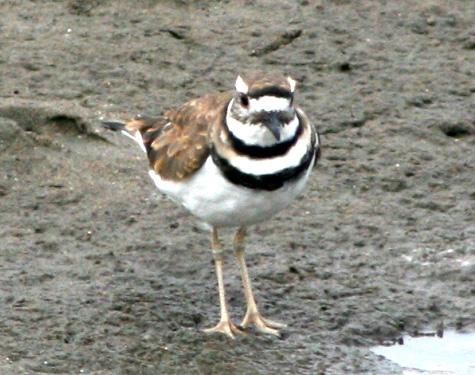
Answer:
[264, 113, 282, 141]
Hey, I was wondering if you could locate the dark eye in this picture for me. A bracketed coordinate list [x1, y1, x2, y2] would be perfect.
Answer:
[239, 94, 249, 107]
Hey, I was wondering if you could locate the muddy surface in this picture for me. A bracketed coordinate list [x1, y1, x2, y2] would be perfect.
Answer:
[1, 1, 474, 374]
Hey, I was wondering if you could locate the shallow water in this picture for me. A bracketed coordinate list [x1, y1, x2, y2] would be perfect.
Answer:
[371, 331, 475, 374]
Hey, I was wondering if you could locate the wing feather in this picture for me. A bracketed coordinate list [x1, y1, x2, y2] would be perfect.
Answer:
[123, 92, 232, 181]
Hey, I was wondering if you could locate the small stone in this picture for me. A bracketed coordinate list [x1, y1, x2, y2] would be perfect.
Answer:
[426, 16, 436, 26]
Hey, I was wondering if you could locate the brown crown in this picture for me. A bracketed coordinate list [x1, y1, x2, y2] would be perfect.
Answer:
[239, 72, 293, 98]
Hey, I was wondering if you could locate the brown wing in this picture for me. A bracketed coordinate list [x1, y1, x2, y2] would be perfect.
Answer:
[125, 91, 233, 181]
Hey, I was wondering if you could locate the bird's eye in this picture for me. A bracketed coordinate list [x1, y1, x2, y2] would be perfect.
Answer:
[239, 94, 249, 108]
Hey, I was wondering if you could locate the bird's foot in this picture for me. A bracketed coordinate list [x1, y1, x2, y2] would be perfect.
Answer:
[203, 319, 244, 339]
[241, 310, 286, 336]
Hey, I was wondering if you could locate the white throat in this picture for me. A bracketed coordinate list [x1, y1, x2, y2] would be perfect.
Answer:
[225, 99, 299, 147]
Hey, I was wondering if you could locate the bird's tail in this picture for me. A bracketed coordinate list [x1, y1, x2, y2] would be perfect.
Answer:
[102, 121, 126, 132]
[102, 118, 147, 153]
[102, 114, 168, 154]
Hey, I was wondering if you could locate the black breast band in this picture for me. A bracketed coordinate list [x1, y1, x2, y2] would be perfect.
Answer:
[211, 143, 315, 191]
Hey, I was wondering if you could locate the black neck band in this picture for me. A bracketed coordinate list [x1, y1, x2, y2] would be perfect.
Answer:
[211, 143, 315, 191]
[225, 114, 303, 159]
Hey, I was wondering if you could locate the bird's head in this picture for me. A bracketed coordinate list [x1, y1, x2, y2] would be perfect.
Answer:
[226, 72, 298, 146]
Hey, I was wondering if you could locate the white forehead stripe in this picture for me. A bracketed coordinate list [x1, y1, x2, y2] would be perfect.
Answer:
[249, 96, 290, 113]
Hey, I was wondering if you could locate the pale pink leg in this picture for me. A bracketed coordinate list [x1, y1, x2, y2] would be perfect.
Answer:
[234, 227, 286, 336]
[203, 228, 243, 338]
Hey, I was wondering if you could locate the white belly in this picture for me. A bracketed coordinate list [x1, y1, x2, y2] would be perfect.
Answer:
[148, 156, 313, 227]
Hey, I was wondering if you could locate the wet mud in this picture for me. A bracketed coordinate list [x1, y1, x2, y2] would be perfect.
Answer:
[1, 1, 474, 374]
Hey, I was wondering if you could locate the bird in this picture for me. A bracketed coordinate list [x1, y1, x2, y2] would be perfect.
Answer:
[103, 71, 320, 338]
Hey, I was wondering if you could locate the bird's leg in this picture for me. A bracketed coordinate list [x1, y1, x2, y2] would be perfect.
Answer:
[234, 227, 286, 336]
[203, 227, 242, 338]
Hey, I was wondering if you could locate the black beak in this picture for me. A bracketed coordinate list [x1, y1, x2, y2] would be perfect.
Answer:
[263, 112, 282, 141]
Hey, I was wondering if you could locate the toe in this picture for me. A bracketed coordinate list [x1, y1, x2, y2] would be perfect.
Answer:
[241, 311, 285, 336]
[255, 324, 281, 336]
[260, 317, 287, 329]
[203, 320, 244, 339]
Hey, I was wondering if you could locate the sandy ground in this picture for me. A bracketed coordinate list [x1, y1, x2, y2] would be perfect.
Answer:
[0, 1, 474, 374]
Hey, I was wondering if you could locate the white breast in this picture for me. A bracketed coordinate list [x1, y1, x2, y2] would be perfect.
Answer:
[226, 127, 310, 175]
[148, 156, 314, 227]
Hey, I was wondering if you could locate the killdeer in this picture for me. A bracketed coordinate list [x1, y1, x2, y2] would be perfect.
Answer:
[103, 72, 320, 338]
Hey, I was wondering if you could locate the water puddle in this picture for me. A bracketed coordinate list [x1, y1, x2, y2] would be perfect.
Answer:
[371, 331, 475, 374]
